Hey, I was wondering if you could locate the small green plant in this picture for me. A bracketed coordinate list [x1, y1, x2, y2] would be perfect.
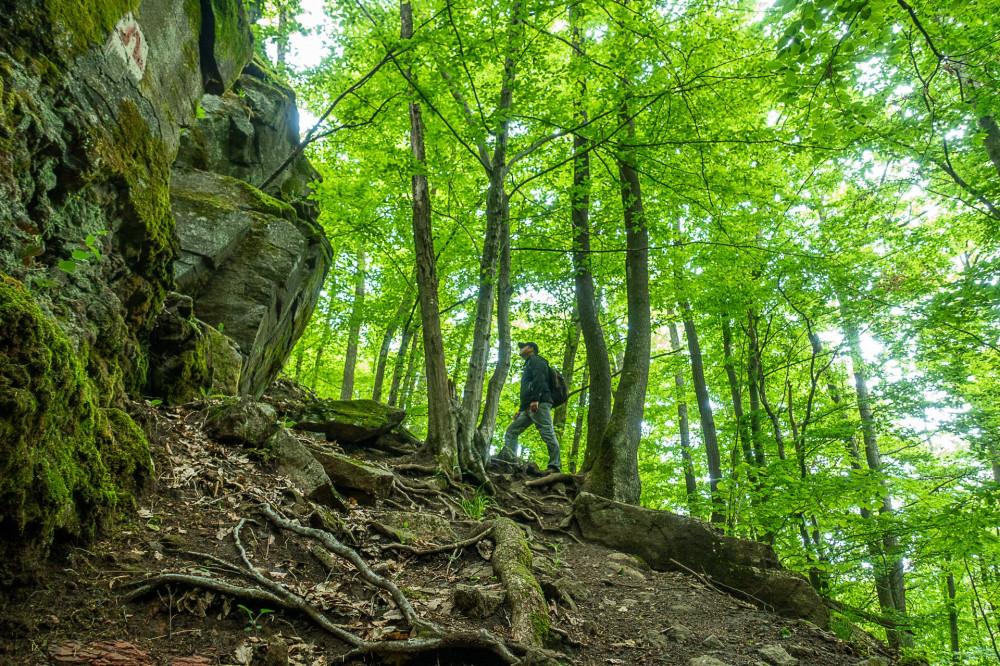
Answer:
[57, 231, 108, 274]
[460, 485, 494, 520]
[237, 604, 273, 634]
[150, 399, 163, 407]
[780, 626, 792, 638]
[276, 416, 295, 428]
[198, 385, 229, 400]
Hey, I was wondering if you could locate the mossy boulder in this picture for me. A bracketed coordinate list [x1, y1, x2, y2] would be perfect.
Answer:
[0, 275, 151, 579]
[304, 443, 394, 503]
[573, 492, 829, 628]
[170, 168, 331, 399]
[177, 56, 320, 218]
[204, 396, 277, 446]
[147, 292, 242, 404]
[266, 428, 346, 511]
[294, 399, 407, 444]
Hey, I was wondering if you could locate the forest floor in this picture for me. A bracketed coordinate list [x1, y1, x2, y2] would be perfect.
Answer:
[0, 395, 894, 666]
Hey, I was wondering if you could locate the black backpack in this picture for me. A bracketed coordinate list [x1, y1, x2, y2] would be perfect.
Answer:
[548, 364, 569, 408]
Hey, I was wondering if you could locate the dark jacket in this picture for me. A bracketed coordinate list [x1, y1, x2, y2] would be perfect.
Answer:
[519, 354, 552, 410]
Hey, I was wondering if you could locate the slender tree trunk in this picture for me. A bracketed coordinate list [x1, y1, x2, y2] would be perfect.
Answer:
[340, 249, 367, 400]
[478, 211, 513, 450]
[388, 322, 414, 407]
[293, 344, 305, 382]
[455, 2, 522, 485]
[746, 308, 765, 466]
[372, 296, 412, 402]
[947, 569, 960, 663]
[276, 3, 289, 67]
[401, 0, 455, 459]
[681, 303, 724, 522]
[978, 115, 1000, 180]
[843, 316, 913, 649]
[667, 314, 697, 511]
[723, 318, 753, 467]
[569, 3, 612, 474]
[585, 90, 650, 505]
[569, 367, 588, 474]
[554, 310, 581, 439]
[400, 335, 421, 411]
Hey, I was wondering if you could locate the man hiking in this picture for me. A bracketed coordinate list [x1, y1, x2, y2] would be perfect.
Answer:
[498, 341, 561, 474]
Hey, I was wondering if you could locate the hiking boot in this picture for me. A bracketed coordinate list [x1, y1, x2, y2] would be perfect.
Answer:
[545, 465, 562, 475]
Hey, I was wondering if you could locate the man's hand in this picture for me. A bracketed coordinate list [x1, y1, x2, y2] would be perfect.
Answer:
[513, 411, 520, 420]
[530, 401, 539, 413]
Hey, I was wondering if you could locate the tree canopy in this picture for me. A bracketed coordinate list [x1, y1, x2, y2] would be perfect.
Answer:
[258, 0, 1000, 661]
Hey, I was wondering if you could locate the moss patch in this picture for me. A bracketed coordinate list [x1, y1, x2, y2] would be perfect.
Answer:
[0, 274, 150, 577]
[97, 100, 178, 331]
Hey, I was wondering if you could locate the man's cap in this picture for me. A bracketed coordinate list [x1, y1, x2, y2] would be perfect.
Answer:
[517, 341, 539, 354]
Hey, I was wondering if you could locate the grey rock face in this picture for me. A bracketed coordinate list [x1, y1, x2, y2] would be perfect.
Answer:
[294, 400, 407, 444]
[266, 428, 344, 510]
[573, 492, 829, 627]
[689, 657, 732, 666]
[305, 443, 395, 503]
[757, 644, 799, 666]
[177, 60, 320, 218]
[379, 512, 457, 545]
[170, 169, 331, 398]
[452, 584, 503, 619]
[205, 397, 278, 446]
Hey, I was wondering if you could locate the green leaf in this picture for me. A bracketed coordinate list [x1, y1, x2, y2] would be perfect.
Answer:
[58, 260, 77, 274]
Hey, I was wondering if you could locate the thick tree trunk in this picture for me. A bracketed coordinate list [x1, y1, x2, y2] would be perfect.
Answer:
[843, 316, 913, 649]
[340, 249, 367, 400]
[667, 315, 697, 511]
[585, 99, 650, 505]
[682, 303, 724, 523]
[569, 4, 612, 474]
[978, 115, 1000, 180]
[401, 0, 456, 460]
[553, 310, 581, 439]
[478, 214, 513, 450]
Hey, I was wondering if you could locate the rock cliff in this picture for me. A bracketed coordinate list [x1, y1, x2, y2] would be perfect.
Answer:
[0, 0, 330, 578]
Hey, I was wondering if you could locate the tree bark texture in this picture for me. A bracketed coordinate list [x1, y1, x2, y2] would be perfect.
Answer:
[682, 302, 725, 523]
[477, 213, 513, 451]
[585, 99, 650, 505]
[569, 367, 588, 474]
[401, 0, 456, 462]
[667, 316, 697, 512]
[455, 2, 522, 484]
[843, 316, 912, 649]
[554, 310, 581, 439]
[340, 249, 367, 400]
[569, 4, 612, 474]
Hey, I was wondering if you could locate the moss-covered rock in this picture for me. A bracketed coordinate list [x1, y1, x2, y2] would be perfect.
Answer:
[294, 400, 406, 444]
[0, 275, 151, 579]
[170, 168, 330, 398]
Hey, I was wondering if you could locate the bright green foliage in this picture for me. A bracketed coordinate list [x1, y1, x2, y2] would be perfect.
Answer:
[270, 0, 1000, 659]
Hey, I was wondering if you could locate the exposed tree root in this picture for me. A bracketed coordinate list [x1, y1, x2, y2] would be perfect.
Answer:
[525, 473, 576, 488]
[490, 518, 550, 647]
[260, 504, 421, 627]
[381, 525, 494, 556]
[338, 628, 518, 664]
[123, 574, 284, 607]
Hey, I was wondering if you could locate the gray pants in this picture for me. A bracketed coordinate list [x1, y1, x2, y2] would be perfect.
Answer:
[502, 402, 561, 470]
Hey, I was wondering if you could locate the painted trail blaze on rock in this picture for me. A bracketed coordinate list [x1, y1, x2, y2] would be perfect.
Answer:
[107, 13, 148, 81]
